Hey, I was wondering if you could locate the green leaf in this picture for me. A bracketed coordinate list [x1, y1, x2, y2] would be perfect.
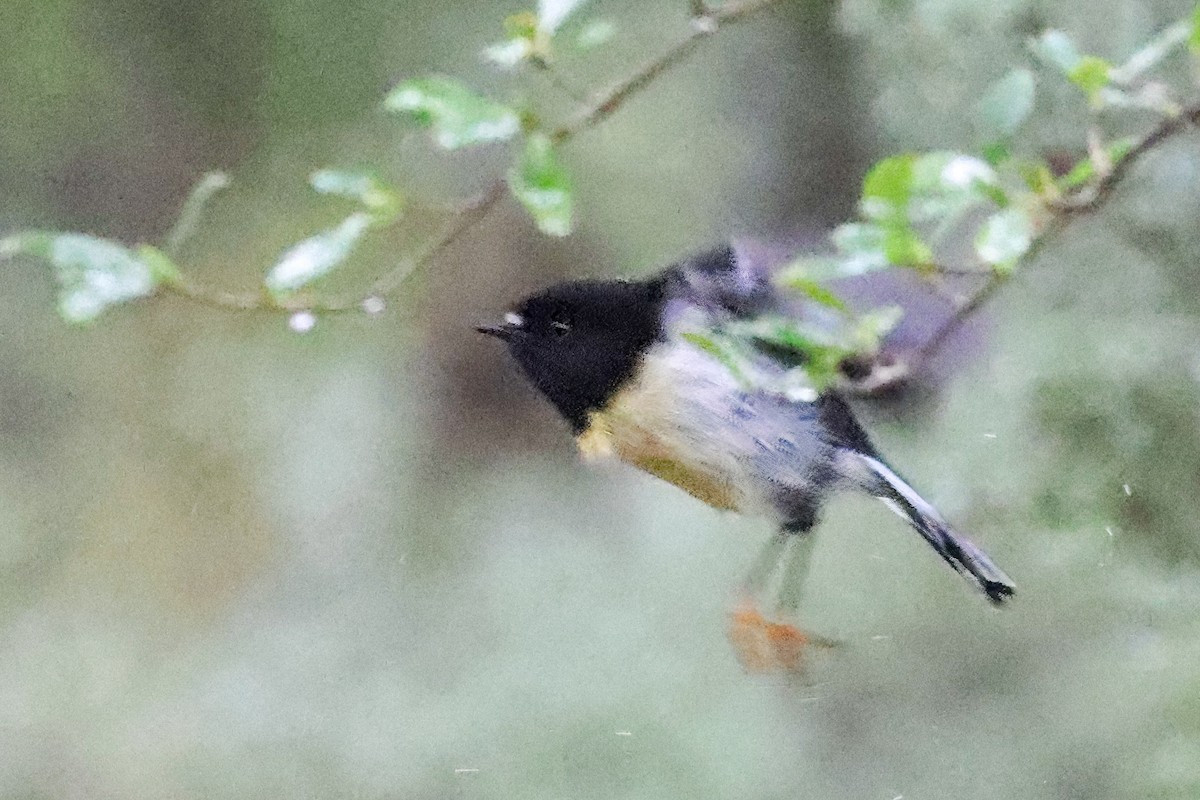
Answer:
[735, 318, 848, 391]
[975, 208, 1032, 272]
[310, 169, 403, 222]
[783, 275, 848, 312]
[487, 14, 540, 68]
[265, 213, 373, 296]
[859, 151, 1000, 243]
[1057, 157, 1095, 190]
[1094, 83, 1178, 114]
[504, 11, 540, 40]
[1033, 30, 1082, 73]
[982, 141, 1012, 166]
[681, 331, 751, 387]
[575, 19, 616, 49]
[899, 152, 1002, 221]
[508, 133, 573, 236]
[538, 0, 588, 33]
[854, 305, 904, 351]
[136, 244, 183, 285]
[1107, 137, 1136, 165]
[1057, 137, 1136, 190]
[882, 224, 933, 267]
[1020, 161, 1060, 195]
[916, 152, 997, 190]
[1192, 5, 1200, 54]
[978, 68, 1035, 138]
[1111, 19, 1192, 83]
[484, 38, 533, 68]
[1068, 55, 1112, 102]
[831, 222, 889, 274]
[384, 76, 520, 150]
[776, 256, 850, 284]
[1, 232, 158, 323]
[861, 154, 915, 220]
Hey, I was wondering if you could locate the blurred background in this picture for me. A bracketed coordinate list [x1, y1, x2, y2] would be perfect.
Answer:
[2, 0, 1200, 797]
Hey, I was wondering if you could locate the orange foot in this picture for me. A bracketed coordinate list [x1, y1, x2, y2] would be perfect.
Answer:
[727, 601, 837, 673]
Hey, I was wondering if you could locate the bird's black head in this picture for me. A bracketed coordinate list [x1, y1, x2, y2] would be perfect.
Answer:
[477, 278, 667, 432]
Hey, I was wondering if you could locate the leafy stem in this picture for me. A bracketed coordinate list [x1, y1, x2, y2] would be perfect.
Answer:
[910, 101, 1200, 374]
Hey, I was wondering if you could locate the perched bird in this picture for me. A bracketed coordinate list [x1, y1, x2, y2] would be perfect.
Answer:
[477, 245, 1014, 660]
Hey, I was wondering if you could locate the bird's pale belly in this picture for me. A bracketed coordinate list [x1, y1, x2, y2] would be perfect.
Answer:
[575, 355, 748, 512]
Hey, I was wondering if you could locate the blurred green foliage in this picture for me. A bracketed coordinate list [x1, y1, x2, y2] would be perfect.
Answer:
[1, 0, 1200, 798]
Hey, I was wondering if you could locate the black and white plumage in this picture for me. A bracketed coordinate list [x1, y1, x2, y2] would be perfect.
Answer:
[478, 245, 1015, 605]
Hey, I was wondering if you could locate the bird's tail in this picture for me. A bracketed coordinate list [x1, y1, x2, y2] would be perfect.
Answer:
[853, 453, 1015, 605]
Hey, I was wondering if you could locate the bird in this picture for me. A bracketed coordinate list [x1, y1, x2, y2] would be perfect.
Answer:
[477, 244, 1014, 666]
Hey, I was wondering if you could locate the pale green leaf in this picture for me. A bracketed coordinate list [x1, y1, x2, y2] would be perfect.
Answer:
[853, 305, 904, 351]
[978, 68, 1036, 138]
[486, 11, 549, 68]
[1096, 83, 1178, 114]
[831, 222, 889, 274]
[165, 171, 230, 255]
[733, 318, 848, 391]
[384, 76, 520, 149]
[265, 213, 372, 295]
[575, 19, 616, 49]
[902, 152, 1000, 221]
[923, 152, 998, 192]
[681, 331, 751, 387]
[975, 209, 1032, 272]
[1110, 19, 1191, 83]
[1, 232, 157, 323]
[310, 169, 403, 221]
[776, 256, 849, 284]
[538, 0, 588, 33]
[1033, 30, 1082, 72]
[508, 133, 573, 236]
[484, 38, 533, 67]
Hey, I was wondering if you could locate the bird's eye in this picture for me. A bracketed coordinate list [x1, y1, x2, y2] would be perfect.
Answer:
[550, 319, 571, 336]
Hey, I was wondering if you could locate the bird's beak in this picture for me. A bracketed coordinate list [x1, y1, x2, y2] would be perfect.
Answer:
[475, 323, 516, 341]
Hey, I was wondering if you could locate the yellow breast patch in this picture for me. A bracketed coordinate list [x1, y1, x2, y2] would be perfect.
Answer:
[576, 400, 739, 511]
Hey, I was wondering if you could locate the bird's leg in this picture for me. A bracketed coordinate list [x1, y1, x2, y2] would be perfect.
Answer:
[729, 527, 829, 672]
[740, 530, 789, 597]
[729, 504, 840, 672]
[776, 530, 815, 615]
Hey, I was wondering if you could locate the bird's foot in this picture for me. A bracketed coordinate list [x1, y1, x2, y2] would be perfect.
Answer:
[727, 597, 838, 673]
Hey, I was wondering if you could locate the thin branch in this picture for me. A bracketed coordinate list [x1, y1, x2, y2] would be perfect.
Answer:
[531, 58, 591, 105]
[324, 180, 508, 311]
[165, 276, 277, 312]
[164, 172, 230, 257]
[910, 101, 1200, 369]
[164, 181, 508, 315]
[1054, 103, 1200, 214]
[162, 0, 784, 315]
[552, 0, 780, 143]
